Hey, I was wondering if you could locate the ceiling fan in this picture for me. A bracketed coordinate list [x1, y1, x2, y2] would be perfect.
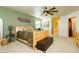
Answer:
[41, 7, 58, 16]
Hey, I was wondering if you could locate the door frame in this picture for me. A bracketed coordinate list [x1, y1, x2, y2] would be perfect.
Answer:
[68, 16, 76, 37]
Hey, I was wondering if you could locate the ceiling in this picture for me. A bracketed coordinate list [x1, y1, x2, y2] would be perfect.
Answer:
[4, 6, 79, 16]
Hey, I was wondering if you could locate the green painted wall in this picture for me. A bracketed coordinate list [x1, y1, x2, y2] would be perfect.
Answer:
[0, 7, 41, 37]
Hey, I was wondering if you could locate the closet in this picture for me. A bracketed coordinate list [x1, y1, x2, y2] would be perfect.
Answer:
[51, 16, 59, 36]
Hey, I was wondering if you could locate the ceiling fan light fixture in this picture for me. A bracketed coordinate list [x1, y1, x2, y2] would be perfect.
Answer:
[44, 12, 48, 16]
[41, 7, 58, 16]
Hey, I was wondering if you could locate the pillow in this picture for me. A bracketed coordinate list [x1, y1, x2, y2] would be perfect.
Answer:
[24, 27, 33, 31]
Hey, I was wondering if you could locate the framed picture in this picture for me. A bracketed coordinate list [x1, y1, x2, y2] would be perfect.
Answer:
[17, 17, 30, 23]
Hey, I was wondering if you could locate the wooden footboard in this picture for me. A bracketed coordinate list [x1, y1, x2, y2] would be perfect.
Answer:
[33, 30, 48, 52]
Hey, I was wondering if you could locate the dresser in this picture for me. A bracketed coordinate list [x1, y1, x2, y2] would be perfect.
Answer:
[75, 32, 79, 47]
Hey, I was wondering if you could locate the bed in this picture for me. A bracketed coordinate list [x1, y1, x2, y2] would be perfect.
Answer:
[16, 26, 49, 52]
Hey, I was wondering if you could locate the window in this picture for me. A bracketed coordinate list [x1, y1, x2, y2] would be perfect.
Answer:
[0, 18, 3, 38]
[35, 20, 41, 29]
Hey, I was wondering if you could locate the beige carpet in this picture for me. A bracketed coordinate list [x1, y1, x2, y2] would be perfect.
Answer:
[0, 37, 79, 53]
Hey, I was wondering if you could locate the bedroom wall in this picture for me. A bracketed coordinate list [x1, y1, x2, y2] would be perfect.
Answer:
[0, 7, 41, 37]
[59, 10, 79, 37]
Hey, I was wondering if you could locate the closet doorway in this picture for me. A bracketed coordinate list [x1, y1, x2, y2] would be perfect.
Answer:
[68, 17, 76, 37]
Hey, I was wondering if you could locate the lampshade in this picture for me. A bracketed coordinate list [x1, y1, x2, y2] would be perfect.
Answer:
[8, 26, 13, 30]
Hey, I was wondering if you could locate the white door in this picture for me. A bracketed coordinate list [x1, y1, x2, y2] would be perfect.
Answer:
[0, 18, 3, 38]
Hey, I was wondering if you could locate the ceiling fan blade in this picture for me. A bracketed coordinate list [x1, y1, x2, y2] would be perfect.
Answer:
[41, 11, 46, 15]
[47, 11, 54, 15]
[49, 13, 54, 15]
[49, 10, 58, 12]
[49, 7, 56, 11]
